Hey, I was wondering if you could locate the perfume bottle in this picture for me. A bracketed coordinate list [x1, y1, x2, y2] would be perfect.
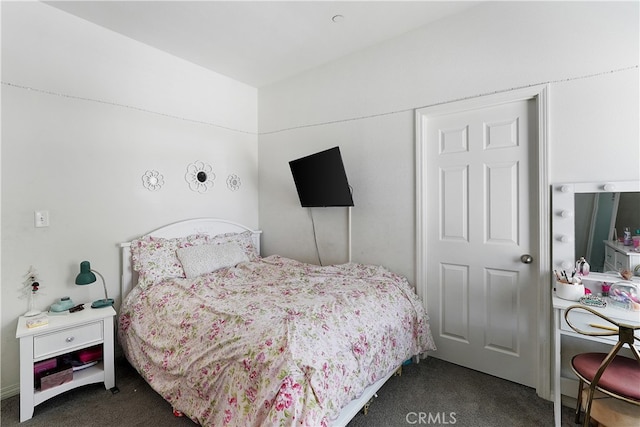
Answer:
[623, 227, 632, 246]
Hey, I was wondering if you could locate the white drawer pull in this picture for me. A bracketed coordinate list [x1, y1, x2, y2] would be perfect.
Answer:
[65, 337, 75, 343]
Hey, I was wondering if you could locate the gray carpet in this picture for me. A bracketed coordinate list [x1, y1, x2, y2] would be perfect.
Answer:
[1, 356, 576, 426]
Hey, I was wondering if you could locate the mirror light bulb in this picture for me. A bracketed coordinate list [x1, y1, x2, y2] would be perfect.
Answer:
[559, 235, 573, 243]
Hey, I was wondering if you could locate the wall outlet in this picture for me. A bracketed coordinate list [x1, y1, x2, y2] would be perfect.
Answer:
[34, 211, 49, 228]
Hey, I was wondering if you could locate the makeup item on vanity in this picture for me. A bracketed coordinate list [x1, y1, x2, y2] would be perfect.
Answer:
[623, 227, 632, 246]
[555, 270, 585, 301]
[608, 282, 640, 311]
[556, 279, 586, 301]
[576, 257, 590, 276]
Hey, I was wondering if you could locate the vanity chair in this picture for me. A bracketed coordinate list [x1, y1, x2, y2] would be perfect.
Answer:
[564, 305, 640, 427]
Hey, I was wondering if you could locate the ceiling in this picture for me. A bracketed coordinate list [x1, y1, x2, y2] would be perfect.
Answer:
[46, 1, 479, 88]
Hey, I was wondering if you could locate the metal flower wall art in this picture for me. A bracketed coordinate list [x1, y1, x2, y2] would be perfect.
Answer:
[142, 170, 164, 191]
[227, 174, 242, 191]
[185, 161, 215, 193]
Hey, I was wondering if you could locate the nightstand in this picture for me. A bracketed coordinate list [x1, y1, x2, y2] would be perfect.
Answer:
[603, 240, 640, 272]
[15, 304, 116, 422]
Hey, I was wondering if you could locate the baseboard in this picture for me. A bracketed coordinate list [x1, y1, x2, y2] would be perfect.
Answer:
[561, 376, 579, 399]
[1, 383, 20, 400]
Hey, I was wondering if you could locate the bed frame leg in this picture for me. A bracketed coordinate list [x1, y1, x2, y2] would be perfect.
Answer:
[362, 393, 378, 416]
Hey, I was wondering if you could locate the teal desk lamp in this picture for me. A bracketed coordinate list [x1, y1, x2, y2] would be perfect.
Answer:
[75, 261, 114, 308]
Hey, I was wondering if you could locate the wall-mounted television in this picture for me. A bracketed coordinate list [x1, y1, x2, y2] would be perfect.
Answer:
[289, 146, 354, 207]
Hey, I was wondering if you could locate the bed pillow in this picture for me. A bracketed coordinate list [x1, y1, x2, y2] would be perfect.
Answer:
[176, 242, 250, 278]
[207, 230, 259, 261]
[130, 234, 209, 288]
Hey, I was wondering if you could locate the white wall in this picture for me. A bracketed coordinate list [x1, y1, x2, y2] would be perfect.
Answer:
[258, 1, 639, 281]
[1, 2, 258, 396]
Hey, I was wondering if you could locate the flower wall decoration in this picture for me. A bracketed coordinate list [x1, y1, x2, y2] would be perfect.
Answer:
[185, 161, 215, 193]
[227, 174, 242, 191]
[142, 170, 164, 191]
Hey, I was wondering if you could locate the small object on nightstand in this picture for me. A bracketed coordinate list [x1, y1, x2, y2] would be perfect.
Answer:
[69, 304, 85, 313]
[21, 266, 43, 317]
[50, 296, 74, 312]
[25, 314, 48, 329]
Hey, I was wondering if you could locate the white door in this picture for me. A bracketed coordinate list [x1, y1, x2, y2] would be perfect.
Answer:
[416, 96, 540, 387]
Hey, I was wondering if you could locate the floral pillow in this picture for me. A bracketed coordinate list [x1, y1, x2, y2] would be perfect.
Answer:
[176, 242, 250, 278]
[130, 234, 209, 288]
[208, 230, 259, 261]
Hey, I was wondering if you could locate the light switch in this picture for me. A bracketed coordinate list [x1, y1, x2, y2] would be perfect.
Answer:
[34, 211, 49, 228]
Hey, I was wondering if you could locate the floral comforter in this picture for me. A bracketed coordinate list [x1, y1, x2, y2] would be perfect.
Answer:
[118, 255, 435, 426]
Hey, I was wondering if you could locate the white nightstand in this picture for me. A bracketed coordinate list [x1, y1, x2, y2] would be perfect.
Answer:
[15, 304, 116, 422]
[603, 240, 640, 272]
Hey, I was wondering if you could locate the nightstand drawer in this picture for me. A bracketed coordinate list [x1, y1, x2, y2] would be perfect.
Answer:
[614, 251, 629, 271]
[33, 321, 103, 359]
[604, 245, 615, 268]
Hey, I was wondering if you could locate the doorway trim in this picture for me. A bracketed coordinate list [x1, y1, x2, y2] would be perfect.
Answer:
[415, 85, 550, 399]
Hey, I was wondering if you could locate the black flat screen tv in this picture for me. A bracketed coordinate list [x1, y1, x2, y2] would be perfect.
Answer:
[289, 147, 354, 207]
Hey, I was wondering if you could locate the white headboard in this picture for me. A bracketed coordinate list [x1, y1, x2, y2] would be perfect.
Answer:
[119, 218, 261, 300]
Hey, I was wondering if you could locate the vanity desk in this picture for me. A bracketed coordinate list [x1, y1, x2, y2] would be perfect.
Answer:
[551, 180, 640, 427]
[552, 272, 640, 427]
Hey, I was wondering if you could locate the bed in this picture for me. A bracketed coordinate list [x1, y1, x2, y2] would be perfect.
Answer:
[118, 218, 435, 426]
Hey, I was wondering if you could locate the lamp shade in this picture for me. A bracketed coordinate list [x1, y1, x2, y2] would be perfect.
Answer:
[75, 261, 97, 285]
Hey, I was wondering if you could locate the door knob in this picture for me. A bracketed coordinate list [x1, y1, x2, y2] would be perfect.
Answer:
[520, 254, 533, 264]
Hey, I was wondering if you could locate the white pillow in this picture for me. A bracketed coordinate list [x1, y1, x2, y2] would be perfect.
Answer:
[176, 242, 250, 279]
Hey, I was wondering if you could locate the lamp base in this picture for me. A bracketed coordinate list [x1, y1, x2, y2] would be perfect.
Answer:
[91, 298, 114, 308]
[24, 310, 42, 317]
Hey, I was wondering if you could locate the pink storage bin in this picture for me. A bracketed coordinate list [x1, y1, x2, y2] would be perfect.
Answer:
[34, 358, 57, 388]
[76, 345, 102, 363]
[40, 365, 72, 391]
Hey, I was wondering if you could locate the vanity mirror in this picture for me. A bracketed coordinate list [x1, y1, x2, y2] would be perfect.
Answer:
[552, 180, 640, 277]
[575, 191, 640, 272]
